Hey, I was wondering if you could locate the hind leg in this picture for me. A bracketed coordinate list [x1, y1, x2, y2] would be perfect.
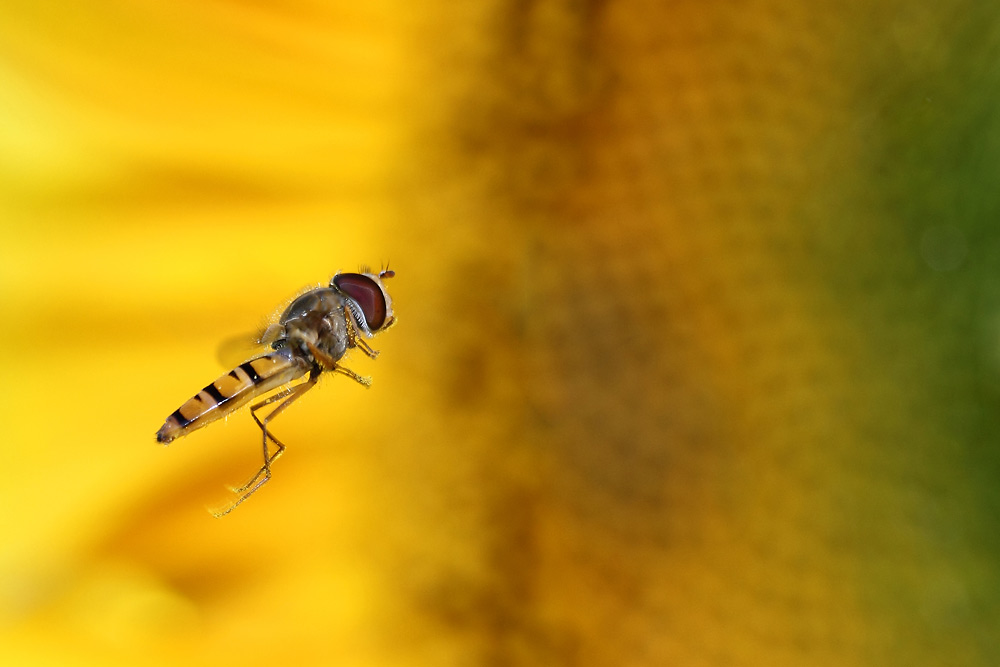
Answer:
[213, 375, 317, 517]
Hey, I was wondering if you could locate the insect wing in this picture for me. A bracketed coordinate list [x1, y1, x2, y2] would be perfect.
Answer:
[215, 328, 276, 368]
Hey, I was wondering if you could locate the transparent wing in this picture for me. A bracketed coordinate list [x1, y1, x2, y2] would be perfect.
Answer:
[215, 324, 285, 368]
[213, 283, 320, 368]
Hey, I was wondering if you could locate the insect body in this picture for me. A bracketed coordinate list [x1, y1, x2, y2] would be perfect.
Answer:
[156, 268, 396, 516]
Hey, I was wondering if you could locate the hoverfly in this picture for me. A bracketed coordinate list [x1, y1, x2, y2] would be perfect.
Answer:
[156, 267, 396, 516]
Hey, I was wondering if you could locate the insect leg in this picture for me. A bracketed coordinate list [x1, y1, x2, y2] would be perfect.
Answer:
[244, 377, 318, 487]
[229, 386, 298, 492]
[343, 310, 380, 359]
[305, 340, 372, 387]
[331, 365, 372, 387]
[213, 375, 318, 517]
[354, 336, 379, 359]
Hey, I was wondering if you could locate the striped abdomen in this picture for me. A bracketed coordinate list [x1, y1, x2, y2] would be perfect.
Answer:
[156, 350, 309, 444]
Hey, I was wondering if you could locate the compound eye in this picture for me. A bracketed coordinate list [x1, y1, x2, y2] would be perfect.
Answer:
[333, 273, 387, 330]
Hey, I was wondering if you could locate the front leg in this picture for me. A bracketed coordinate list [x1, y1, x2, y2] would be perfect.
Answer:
[343, 310, 380, 359]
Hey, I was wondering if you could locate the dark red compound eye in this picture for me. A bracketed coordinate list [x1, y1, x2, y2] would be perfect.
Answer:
[333, 273, 388, 330]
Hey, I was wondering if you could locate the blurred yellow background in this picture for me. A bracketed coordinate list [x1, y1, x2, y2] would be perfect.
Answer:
[2, 1, 999, 665]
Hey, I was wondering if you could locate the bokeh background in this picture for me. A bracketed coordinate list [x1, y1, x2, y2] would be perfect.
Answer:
[2, 1, 999, 665]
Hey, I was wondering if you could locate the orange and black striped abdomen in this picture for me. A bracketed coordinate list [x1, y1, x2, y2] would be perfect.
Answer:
[156, 352, 309, 444]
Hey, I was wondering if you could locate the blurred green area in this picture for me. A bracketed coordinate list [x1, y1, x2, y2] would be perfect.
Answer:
[1, 1, 999, 665]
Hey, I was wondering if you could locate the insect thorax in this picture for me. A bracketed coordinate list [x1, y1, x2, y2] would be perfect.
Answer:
[277, 288, 351, 365]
